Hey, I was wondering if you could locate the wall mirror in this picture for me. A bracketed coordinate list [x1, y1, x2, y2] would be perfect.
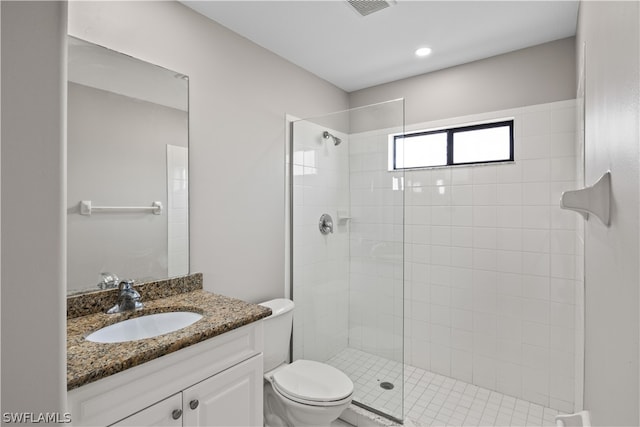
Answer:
[67, 36, 189, 295]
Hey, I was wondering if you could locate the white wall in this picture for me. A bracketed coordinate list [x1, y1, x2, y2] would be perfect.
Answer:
[1, 0, 67, 416]
[576, 2, 640, 426]
[67, 82, 187, 292]
[349, 37, 576, 125]
[68, 1, 349, 303]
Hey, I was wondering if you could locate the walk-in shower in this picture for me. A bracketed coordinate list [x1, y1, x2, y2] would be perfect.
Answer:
[289, 98, 582, 426]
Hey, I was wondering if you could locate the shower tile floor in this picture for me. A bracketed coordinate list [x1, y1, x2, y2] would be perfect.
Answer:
[327, 348, 561, 427]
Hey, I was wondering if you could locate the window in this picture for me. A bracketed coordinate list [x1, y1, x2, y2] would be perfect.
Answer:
[390, 120, 514, 170]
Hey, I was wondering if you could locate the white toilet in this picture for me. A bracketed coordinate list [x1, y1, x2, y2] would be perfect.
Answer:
[260, 298, 353, 427]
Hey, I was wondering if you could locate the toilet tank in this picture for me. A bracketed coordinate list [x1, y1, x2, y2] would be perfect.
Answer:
[259, 298, 294, 372]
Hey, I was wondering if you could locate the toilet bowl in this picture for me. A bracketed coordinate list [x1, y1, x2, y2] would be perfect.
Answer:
[264, 360, 353, 426]
[260, 299, 353, 427]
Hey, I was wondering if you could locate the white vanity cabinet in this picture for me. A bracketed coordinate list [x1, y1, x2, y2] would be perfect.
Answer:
[111, 356, 262, 427]
[68, 322, 264, 427]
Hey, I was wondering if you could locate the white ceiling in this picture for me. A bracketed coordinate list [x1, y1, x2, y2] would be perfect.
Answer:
[181, 1, 579, 92]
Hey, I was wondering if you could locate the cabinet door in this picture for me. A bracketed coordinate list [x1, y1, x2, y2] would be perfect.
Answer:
[182, 354, 263, 427]
[110, 393, 183, 427]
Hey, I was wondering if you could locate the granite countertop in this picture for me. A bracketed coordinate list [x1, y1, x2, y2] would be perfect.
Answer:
[67, 289, 271, 390]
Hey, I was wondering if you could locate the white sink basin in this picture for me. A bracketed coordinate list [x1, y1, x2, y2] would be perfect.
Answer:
[86, 311, 203, 343]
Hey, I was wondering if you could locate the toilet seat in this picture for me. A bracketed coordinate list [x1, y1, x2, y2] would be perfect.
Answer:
[272, 360, 354, 407]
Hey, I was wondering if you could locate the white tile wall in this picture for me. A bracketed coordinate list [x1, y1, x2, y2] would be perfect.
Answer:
[291, 120, 350, 362]
[348, 128, 405, 363]
[167, 145, 189, 277]
[349, 100, 579, 413]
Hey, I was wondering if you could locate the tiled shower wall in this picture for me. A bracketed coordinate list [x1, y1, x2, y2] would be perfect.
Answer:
[167, 145, 189, 277]
[349, 100, 579, 412]
[348, 132, 405, 363]
[291, 119, 350, 363]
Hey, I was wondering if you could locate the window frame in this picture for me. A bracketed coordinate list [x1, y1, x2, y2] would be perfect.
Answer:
[392, 119, 514, 170]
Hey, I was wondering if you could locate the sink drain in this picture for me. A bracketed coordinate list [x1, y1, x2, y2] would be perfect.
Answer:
[380, 381, 394, 390]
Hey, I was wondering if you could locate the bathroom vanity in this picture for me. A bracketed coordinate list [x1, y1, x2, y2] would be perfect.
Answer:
[66, 275, 270, 426]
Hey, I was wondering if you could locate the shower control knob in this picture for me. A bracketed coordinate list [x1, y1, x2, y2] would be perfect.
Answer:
[319, 213, 334, 235]
[189, 399, 199, 410]
[171, 409, 182, 420]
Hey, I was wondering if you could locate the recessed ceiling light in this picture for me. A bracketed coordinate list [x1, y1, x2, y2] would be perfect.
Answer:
[415, 47, 432, 57]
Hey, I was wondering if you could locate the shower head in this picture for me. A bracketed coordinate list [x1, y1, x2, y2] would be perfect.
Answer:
[323, 130, 342, 146]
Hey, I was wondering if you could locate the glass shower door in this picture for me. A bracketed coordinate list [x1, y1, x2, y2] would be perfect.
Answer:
[289, 99, 405, 422]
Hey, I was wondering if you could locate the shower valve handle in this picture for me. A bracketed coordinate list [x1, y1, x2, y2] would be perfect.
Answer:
[319, 214, 334, 235]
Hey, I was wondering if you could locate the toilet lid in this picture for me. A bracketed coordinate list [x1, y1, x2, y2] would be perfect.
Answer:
[272, 360, 354, 403]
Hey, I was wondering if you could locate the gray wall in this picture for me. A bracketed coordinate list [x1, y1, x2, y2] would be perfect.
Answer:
[577, 2, 640, 425]
[67, 82, 187, 292]
[1, 0, 67, 416]
[349, 37, 576, 126]
[68, 1, 349, 303]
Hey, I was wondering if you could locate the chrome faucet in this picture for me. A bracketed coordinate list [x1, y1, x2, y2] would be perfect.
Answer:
[107, 280, 143, 314]
[98, 272, 120, 290]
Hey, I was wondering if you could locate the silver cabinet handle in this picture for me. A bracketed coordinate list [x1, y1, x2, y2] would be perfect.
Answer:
[172, 409, 182, 420]
[189, 399, 199, 410]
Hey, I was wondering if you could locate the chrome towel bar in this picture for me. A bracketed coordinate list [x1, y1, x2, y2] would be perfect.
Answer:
[79, 200, 163, 216]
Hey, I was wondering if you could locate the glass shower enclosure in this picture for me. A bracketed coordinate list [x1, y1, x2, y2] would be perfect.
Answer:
[289, 99, 405, 422]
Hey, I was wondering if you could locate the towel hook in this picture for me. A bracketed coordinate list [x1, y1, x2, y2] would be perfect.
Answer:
[560, 171, 610, 226]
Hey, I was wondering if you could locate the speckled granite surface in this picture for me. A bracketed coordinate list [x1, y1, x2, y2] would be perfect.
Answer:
[67, 289, 271, 390]
[67, 273, 204, 318]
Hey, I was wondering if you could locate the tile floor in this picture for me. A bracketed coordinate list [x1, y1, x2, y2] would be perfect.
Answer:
[327, 348, 562, 427]
[328, 348, 403, 419]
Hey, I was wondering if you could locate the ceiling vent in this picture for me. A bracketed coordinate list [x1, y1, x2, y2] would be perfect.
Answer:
[347, 0, 396, 17]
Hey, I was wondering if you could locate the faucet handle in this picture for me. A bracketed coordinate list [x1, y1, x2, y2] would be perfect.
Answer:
[118, 279, 135, 291]
[107, 279, 142, 313]
[98, 272, 119, 289]
[119, 280, 141, 301]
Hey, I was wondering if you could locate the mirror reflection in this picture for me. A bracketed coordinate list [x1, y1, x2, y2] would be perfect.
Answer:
[67, 36, 189, 294]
